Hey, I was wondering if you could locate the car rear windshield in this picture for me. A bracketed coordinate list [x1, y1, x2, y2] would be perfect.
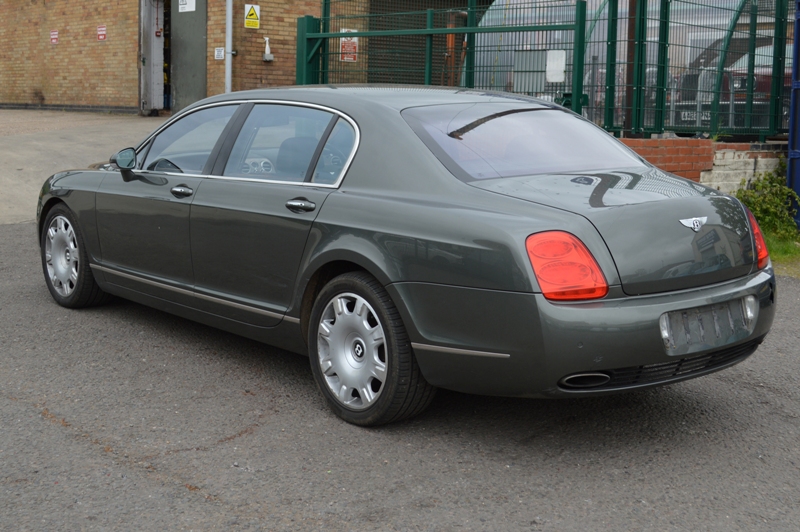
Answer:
[402, 103, 646, 181]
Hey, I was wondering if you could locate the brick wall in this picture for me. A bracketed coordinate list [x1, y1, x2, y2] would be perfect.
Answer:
[700, 143, 784, 193]
[0, 0, 318, 111]
[207, 0, 321, 97]
[0, 0, 139, 110]
[620, 138, 715, 182]
[619, 137, 785, 193]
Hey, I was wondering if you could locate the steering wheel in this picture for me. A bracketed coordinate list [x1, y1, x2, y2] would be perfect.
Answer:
[321, 147, 347, 171]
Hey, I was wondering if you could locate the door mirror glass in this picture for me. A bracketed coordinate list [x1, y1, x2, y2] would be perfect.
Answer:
[112, 148, 137, 170]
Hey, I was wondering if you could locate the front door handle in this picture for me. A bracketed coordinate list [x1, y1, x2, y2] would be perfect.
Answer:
[285, 198, 316, 213]
[170, 185, 194, 198]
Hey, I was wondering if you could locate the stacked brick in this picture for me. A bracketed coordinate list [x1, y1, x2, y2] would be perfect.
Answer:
[0, 0, 139, 111]
[619, 138, 785, 193]
[700, 143, 784, 193]
[620, 138, 715, 182]
[0, 0, 319, 111]
[206, 0, 321, 97]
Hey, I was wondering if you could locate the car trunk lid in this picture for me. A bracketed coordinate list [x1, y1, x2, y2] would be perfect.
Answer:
[471, 168, 755, 295]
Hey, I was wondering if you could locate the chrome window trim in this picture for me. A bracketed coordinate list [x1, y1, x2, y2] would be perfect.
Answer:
[135, 99, 360, 190]
[132, 169, 209, 179]
[92, 263, 301, 324]
[410, 342, 511, 359]
[206, 174, 334, 187]
[135, 101, 246, 152]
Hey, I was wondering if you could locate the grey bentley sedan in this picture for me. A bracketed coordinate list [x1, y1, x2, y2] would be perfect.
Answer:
[37, 86, 775, 426]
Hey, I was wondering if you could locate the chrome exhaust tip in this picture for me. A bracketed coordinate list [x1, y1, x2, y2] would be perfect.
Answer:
[559, 372, 612, 389]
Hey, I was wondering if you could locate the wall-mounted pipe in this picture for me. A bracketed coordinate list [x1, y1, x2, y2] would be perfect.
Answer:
[225, 0, 232, 93]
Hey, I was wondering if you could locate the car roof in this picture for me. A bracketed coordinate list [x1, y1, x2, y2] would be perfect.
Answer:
[186, 85, 557, 115]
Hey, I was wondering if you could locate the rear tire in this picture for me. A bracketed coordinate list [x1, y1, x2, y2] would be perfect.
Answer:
[41, 204, 110, 308]
[308, 271, 436, 426]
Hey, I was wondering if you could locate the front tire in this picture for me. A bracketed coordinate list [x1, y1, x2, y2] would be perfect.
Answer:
[41, 204, 109, 308]
[308, 272, 436, 426]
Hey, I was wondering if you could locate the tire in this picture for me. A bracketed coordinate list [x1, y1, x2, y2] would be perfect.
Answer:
[40, 204, 110, 308]
[308, 272, 436, 426]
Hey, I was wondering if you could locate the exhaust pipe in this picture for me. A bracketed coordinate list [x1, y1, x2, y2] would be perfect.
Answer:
[560, 372, 611, 389]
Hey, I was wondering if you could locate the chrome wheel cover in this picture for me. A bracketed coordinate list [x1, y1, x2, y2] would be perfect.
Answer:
[44, 215, 79, 297]
[317, 292, 387, 410]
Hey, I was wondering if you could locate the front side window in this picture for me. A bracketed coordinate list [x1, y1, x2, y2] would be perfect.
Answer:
[402, 103, 646, 181]
[223, 104, 335, 182]
[142, 105, 237, 174]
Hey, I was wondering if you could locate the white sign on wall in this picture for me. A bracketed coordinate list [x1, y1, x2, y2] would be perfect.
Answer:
[339, 29, 358, 62]
[178, 0, 196, 13]
[215, 48, 225, 60]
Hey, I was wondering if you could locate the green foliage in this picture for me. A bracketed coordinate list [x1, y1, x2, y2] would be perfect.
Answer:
[764, 232, 800, 262]
[735, 158, 800, 242]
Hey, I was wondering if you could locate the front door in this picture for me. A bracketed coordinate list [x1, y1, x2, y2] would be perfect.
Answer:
[95, 104, 238, 302]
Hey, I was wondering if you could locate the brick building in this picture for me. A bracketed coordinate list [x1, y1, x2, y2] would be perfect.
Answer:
[0, 0, 320, 114]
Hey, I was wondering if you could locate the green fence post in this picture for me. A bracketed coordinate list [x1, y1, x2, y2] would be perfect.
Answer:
[321, 0, 330, 85]
[296, 17, 308, 85]
[769, 0, 788, 135]
[572, 0, 587, 115]
[425, 9, 434, 85]
[604, 0, 619, 130]
[296, 16, 321, 85]
[630, 0, 648, 133]
[744, 0, 759, 130]
[653, 0, 671, 133]
[465, 0, 477, 88]
[586, 0, 609, 44]
[712, 0, 748, 135]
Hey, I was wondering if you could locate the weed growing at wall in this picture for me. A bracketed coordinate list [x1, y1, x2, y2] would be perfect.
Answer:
[735, 158, 800, 242]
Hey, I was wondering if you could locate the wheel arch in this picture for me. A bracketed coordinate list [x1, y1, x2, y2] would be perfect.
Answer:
[297, 256, 395, 343]
[38, 197, 66, 244]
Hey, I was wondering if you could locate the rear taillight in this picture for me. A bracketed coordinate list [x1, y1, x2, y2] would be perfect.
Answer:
[746, 209, 769, 270]
[526, 231, 608, 301]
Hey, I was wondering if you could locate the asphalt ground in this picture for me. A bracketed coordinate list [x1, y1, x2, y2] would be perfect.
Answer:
[0, 110, 165, 225]
[1, 110, 800, 530]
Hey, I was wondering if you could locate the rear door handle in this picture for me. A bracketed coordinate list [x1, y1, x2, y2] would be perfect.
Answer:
[170, 185, 194, 198]
[285, 198, 316, 213]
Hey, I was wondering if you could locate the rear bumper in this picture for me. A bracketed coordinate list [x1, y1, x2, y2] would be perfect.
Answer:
[389, 267, 776, 397]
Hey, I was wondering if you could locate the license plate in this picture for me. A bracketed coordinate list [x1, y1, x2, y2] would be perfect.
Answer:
[659, 298, 757, 356]
[680, 111, 711, 122]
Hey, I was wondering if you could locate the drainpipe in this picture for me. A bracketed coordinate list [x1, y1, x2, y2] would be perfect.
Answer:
[225, 0, 233, 93]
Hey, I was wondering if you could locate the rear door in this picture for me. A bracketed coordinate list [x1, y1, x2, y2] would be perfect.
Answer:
[189, 103, 358, 325]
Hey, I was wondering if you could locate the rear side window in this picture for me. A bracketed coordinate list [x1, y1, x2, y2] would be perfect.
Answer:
[311, 118, 356, 185]
[402, 103, 645, 181]
[223, 104, 334, 182]
[143, 105, 236, 174]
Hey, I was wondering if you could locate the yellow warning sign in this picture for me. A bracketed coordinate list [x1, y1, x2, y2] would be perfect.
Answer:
[244, 4, 260, 29]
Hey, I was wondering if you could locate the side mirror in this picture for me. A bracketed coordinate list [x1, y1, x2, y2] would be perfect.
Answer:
[111, 148, 137, 169]
[110, 148, 137, 182]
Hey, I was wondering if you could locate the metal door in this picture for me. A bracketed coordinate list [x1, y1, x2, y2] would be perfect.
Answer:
[171, 0, 207, 112]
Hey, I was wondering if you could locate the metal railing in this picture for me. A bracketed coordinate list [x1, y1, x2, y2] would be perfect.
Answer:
[298, 0, 791, 138]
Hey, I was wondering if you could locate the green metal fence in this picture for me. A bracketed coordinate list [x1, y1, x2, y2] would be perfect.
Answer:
[297, 0, 791, 138]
